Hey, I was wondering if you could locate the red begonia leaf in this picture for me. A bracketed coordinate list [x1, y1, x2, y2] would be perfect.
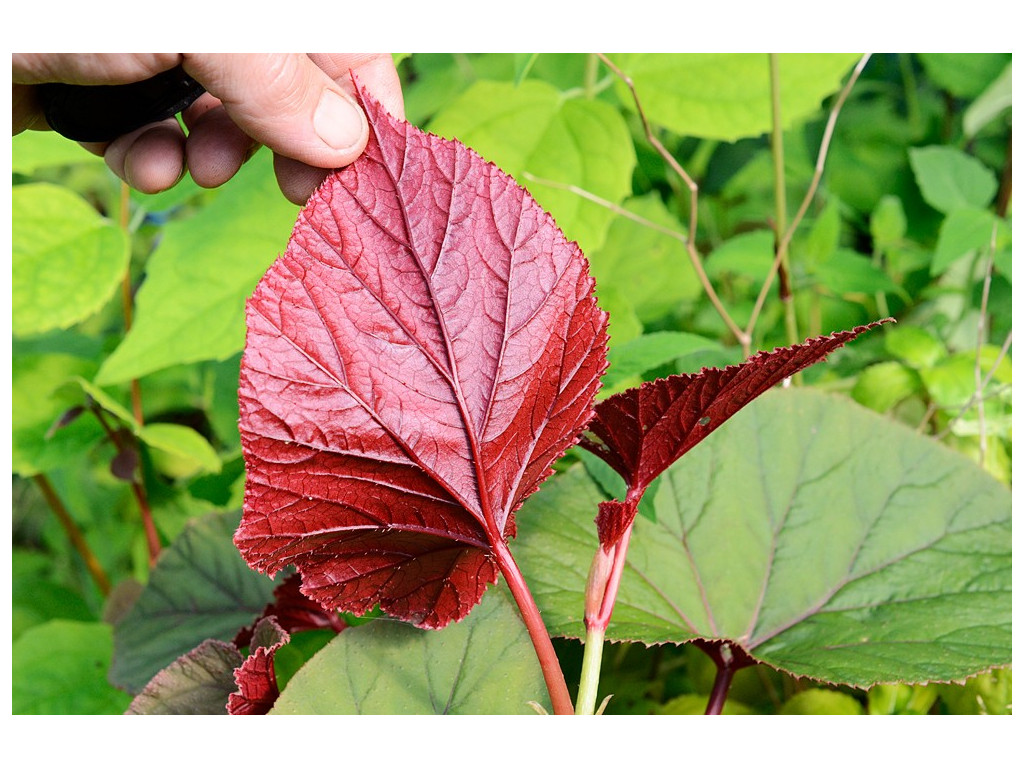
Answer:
[228, 617, 289, 716]
[233, 573, 346, 649]
[235, 80, 608, 629]
[581, 321, 891, 547]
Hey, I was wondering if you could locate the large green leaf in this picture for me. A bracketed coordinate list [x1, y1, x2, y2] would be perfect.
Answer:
[12, 182, 130, 337]
[514, 388, 1010, 688]
[95, 150, 297, 384]
[13, 620, 133, 714]
[110, 509, 277, 694]
[610, 53, 861, 141]
[427, 79, 635, 254]
[271, 587, 548, 714]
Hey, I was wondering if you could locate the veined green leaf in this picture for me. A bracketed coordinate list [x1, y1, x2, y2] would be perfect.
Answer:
[515, 388, 1010, 688]
[271, 586, 548, 714]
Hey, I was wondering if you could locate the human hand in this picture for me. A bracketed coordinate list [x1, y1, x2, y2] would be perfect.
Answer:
[12, 53, 405, 204]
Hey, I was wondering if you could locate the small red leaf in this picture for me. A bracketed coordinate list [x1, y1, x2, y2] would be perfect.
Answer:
[581, 321, 891, 546]
[228, 617, 289, 715]
[235, 79, 608, 629]
[233, 573, 346, 649]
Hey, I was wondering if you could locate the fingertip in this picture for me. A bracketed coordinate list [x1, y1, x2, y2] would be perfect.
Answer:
[273, 154, 330, 206]
[105, 120, 186, 194]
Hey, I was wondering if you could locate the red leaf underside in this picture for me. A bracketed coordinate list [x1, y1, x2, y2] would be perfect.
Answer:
[236, 80, 607, 629]
[228, 618, 290, 716]
[582, 321, 891, 547]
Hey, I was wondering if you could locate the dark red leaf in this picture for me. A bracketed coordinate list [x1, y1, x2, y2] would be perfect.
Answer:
[233, 572, 346, 648]
[235, 79, 608, 629]
[228, 617, 289, 715]
[581, 321, 891, 547]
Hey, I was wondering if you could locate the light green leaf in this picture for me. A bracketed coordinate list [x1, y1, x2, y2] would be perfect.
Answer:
[932, 208, 1008, 276]
[883, 326, 947, 369]
[870, 195, 907, 250]
[12, 130, 105, 174]
[610, 53, 861, 141]
[705, 230, 776, 281]
[779, 689, 863, 715]
[13, 620, 133, 714]
[110, 509, 278, 694]
[588, 192, 699, 322]
[851, 361, 921, 413]
[812, 248, 902, 297]
[12, 183, 130, 337]
[138, 422, 222, 478]
[964, 63, 1011, 138]
[96, 150, 298, 384]
[427, 79, 635, 254]
[604, 331, 722, 392]
[12, 353, 103, 476]
[908, 146, 998, 214]
[271, 586, 548, 714]
[514, 389, 1010, 688]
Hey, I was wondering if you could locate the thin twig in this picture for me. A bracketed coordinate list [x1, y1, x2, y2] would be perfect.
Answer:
[594, 53, 749, 349]
[33, 474, 112, 596]
[745, 53, 873, 346]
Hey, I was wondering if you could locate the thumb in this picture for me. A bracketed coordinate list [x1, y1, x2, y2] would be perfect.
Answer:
[181, 53, 369, 168]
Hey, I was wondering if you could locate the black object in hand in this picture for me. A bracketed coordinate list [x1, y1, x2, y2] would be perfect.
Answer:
[38, 65, 206, 143]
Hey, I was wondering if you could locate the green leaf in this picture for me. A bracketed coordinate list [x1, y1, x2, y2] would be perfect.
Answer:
[811, 248, 902, 297]
[587, 192, 700, 322]
[515, 389, 1010, 688]
[908, 146, 998, 215]
[13, 620, 133, 714]
[917, 53, 1011, 99]
[96, 150, 298, 384]
[932, 208, 1008, 276]
[138, 422, 223, 478]
[883, 326, 947, 369]
[779, 689, 863, 715]
[705, 230, 776, 281]
[127, 639, 242, 715]
[964, 63, 1011, 138]
[12, 183, 130, 337]
[110, 509, 278, 694]
[610, 53, 861, 141]
[271, 587, 548, 714]
[427, 79, 635, 254]
[12, 130, 105, 174]
[920, 348, 1011, 409]
[604, 331, 722, 392]
[658, 694, 756, 715]
[851, 361, 921, 413]
[12, 353, 103, 476]
[800, 197, 841, 266]
[870, 195, 907, 251]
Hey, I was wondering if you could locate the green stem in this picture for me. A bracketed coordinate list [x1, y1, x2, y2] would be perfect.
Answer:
[493, 538, 574, 715]
[575, 625, 606, 715]
[768, 53, 800, 353]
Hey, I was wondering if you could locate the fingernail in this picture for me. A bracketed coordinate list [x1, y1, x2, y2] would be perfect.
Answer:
[314, 90, 366, 151]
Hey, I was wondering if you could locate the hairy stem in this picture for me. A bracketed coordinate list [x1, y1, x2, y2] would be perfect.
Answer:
[493, 538, 574, 715]
[33, 474, 111, 596]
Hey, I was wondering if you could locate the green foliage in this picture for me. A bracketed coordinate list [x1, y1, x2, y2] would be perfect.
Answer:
[271, 588, 548, 714]
[11, 52, 1010, 716]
